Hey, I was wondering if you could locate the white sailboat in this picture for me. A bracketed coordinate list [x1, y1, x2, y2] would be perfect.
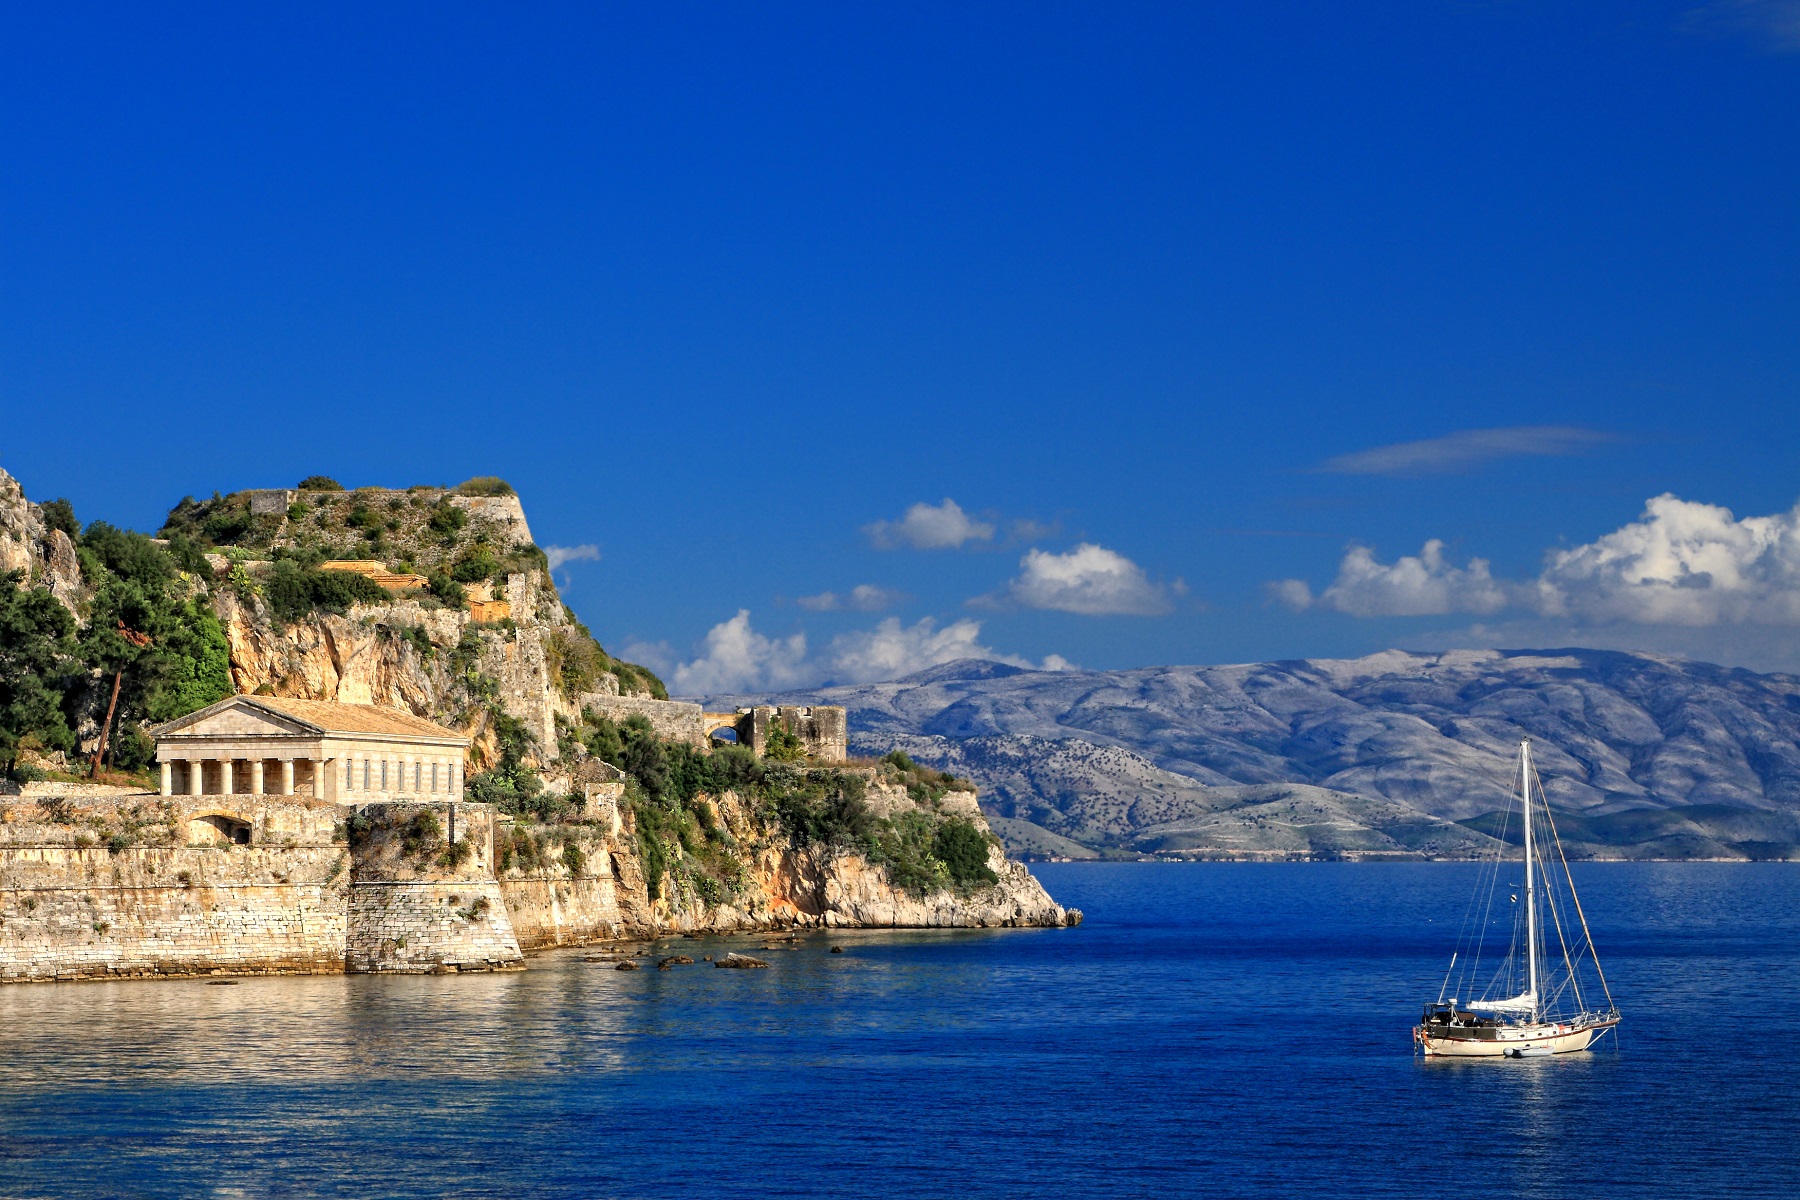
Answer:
[1415, 738, 1620, 1058]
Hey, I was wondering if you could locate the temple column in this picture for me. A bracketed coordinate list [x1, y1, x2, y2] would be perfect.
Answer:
[220, 759, 234, 796]
[314, 757, 328, 801]
[251, 760, 265, 795]
[280, 759, 295, 796]
[188, 758, 203, 796]
[160, 761, 173, 797]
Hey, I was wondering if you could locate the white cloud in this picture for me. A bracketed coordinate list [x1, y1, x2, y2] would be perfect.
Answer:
[864, 499, 996, 550]
[544, 544, 600, 570]
[668, 610, 1069, 694]
[1320, 426, 1614, 476]
[1274, 493, 1800, 630]
[1267, 578, 1317, 612]
[670, 610, 810, 695]
[1276, 540, 1510, 617]
[990, 543, 1175, 616]
[1534, 494, 1800, 626]
[825, 617, 1032, 681]
[796, 583, 908, 612]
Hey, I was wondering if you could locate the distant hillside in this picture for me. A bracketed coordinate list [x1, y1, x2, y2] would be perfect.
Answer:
[703, 649, 1800, 860]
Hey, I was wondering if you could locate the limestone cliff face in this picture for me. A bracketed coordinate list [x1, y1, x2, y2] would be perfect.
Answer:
[498, 777, 1077, 949]
[0, 467, 82, 610]
[217, 568, 584, 769]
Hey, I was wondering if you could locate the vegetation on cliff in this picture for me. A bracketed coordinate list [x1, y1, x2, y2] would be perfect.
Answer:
[1, 472, 668, 781]
[515, 709, 1000, 903]
[160, 477, 535, 581]
[1, 504, 236, 779]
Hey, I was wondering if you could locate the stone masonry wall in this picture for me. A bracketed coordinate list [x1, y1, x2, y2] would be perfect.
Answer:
[0, 793, 349, 982]
[345, 801, 524, 972]
[576, 694, 709, 747]
[344, 881, 521, 972]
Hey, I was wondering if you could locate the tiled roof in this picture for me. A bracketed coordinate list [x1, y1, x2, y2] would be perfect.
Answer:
[240, 696, 467, 741]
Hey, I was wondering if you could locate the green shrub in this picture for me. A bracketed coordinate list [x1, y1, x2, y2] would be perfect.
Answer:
[451, 545, 500, 582]
[455, 476, 514, 497]
[200, 506, 253, 545]
[878, 750, 964, 805]
[144, 601, 234, 721]
[344, 505, 382, 534]
[768, 771, 874, 846]
[162, 534, 211, 574]
[427, 502, 466, 537]
[264, 562, 390, 623]
[864, 811, 947, 894]
[464, 710, 547, 816]
[765, 723, 807, 761]
[392, 623, 434, 660]
[438, 836, 475, 869]
[286, 501, 310, 521]
[298, 476, 345, 491]
[933, 818, 998, 888]
[401, 810, 442, 858]
[40, 498, 79, 539]
[548, 628, 603, 698]
[0, 573, 78, 772]
[427, 573, 465, 605]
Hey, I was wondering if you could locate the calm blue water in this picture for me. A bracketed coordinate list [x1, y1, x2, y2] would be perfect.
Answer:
[1, 863, 1796, 1199]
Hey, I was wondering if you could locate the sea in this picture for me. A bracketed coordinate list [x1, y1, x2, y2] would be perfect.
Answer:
[1, 862, 1795, 1199]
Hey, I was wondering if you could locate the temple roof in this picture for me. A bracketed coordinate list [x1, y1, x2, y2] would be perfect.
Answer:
[152, 695, 467, 744]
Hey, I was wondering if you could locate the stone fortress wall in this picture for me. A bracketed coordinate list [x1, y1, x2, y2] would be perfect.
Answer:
[0, 791, 525, 982]
[576, 695, 849, 762]
[0, 794, 351, 981]
[342, 801, 523, 973]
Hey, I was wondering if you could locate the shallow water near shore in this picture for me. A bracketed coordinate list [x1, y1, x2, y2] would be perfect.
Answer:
[1, 862, 1795, 1198]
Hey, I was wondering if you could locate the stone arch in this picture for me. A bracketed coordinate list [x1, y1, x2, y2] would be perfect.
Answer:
[188, 813, 252, 846]
[701, 712, 747, 743]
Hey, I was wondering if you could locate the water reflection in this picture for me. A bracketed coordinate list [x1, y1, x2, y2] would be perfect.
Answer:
[0, 866, 1794, 1200]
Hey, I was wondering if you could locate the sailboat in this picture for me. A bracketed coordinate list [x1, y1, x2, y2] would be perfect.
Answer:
[1415, 738, 1620, 1058]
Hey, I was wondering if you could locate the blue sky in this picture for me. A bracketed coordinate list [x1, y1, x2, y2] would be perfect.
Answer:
[5, 2, 1800, 689]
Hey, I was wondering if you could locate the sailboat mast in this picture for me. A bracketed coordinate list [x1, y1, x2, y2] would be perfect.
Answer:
[1521, 738, 1539, 1020]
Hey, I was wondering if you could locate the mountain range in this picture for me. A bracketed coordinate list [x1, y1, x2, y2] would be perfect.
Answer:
[703, 648, 1800, 860]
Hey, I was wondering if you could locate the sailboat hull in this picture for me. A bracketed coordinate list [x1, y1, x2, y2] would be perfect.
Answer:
[1417, 1018, 1617, 1058]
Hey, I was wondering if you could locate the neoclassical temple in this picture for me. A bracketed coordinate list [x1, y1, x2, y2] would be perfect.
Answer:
[150, 696, 469, 802]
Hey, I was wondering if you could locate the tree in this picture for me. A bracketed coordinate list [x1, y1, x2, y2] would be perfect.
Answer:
[73, 528, 233, 767]
[40, 498, 78, 539]
[0, 573, 77, 774]
[933, 819, 998, 888]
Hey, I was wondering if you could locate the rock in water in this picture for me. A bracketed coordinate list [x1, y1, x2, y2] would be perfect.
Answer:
[615, 959, 640, 971]
[657, 955, 694, 969]
[715, 952, 769, 969]
[830, 945, 844, 954]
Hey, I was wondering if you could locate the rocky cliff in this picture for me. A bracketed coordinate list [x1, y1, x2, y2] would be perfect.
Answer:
[0, 466, 1075, 954]
[496, 775, 1072, 949]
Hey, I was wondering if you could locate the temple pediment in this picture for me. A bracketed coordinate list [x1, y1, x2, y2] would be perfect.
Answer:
[152, 697, 320, 739]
